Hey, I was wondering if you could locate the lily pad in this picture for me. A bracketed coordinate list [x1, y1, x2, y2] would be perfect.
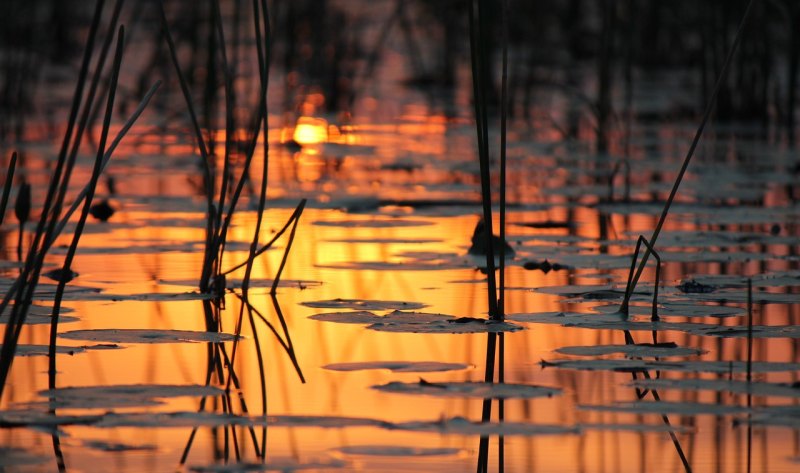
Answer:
[630, 378, 800, 398]
[82, 439, 158, 452]
[592, 303, 744, 318]
[368, 318, 523, 334]
[579, 401, 748, 416]
[335, 445, 461, 456]
[35, 384, 224, 409]
[310, 310, 453, 325]
[189, 459, 347, 472]
[392, 416, 579, 437]
[301, 298, 428, 311]
[540, 359, 800, 374]
[555, 343, 705, 357]
[323, 361, 471, 373]
[59, 329, 238, 344]
[372, 380, 560, 399]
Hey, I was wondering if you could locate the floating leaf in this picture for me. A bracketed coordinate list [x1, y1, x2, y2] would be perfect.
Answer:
[34, 384, 224, 409]
[336, 445, 461, 456]
[368, 318, 523, 334]
[323, 361, 471, 373]
[372, 380, 559, 399]
[540, 358, 800, 374]
[555, 343, 705, 357]
[1, 344, 86, 357]
[392, 416, 579, 437]
[592, 302, 744, 318]
[310, 310, 453, 325]
[579, 423, 694, 433]
[580, 401, 748, 416]
[630, 378, 800, 398]
[59, 329, 238, 344]
[302, 298, 428, 311]
[509, 311, 715, 334]
[82, 439, 157, 452]
[189, 459, 347, 472]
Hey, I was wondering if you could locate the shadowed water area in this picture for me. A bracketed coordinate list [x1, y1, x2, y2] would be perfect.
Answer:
[2, 0, 800, 472]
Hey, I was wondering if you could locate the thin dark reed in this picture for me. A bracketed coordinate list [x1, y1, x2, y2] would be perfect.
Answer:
[0, 0, 107, 399]
[221, 199, 307, 277]
[158, 1, 215, 291]
[621, 0, 756, 314]
[0, 151, 17, 226]
[0, 81, 161, 321]
[245, 303, 268, 456]
[270, 200, 305, 294]
[14, 180, 30, 262]
[48, 25, 126, 386]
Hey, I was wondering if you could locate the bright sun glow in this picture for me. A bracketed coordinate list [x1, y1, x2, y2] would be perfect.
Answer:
[292, 116, 329, 145]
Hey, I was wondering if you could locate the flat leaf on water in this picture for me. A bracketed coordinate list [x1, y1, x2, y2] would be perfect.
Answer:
[630, 378, 800, 398]
[579, 401, 749, 416]
[59, 329, 238, 344]
[310, 310, 453, 325]
[541, 358, 800, 374]
[555, 343, 705, 357]
[579, 423, 694, 433]
[592, 302, 744, 318]
[35, 384, 224, 409]
[82, 439, 158, 452]
[509, 311, 716, 334]
[391, 416, 579, 437]
[189, 459, 347, 472]
[368, 318, 523, 334]
[323, 361, 471, 373]
[372, 380, 560, 399]
[336, 445, 461, 456]
[1, 344, 86, 356]
[302, 298, 428, 311]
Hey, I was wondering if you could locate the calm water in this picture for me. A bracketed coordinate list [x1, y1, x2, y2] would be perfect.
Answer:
[2, 2, 800, 472]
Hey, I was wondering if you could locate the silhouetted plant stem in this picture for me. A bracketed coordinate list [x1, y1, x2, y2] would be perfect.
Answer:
[49, 25, 125, 387]
[621, 0, 756, 316]
[747, 278, 753, 473]
[0, 0, 106, 401]
[0, 81, 161, 320]
[0, 151, 17, 226]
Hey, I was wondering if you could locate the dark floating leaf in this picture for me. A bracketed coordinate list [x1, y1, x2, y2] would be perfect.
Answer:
[515, 220, 574, 229]
[372, 381, 560, 399]
[580, 423, 694, 433]
[630, 378, 800, 398]
[468, 219, 515, 258]
[59, 329, 238, 344]
[555, 343, 705, 357]
[676, 279, 716, 293]
[323, 361, 471, 373]
[43, 268, 79, 283]
[301, 298, 428, 311]
[509, 311, 715, 334]
[579, 401, 749, 416]
[336, 445, 461, 457]
[189, 459, 347, 472]
[89, 199, 115, 222]
[592, 302, 744, 318]
[0, 344, 86, 357]
[391, 416, 579, 437]
[368, 318, 523, 334]
[540, 358, 800, 374]
[310, 310, 452, 325]
[82, 439, 157, 452]
[523, 259, 571, 273]
[34, 384, 224, 409]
